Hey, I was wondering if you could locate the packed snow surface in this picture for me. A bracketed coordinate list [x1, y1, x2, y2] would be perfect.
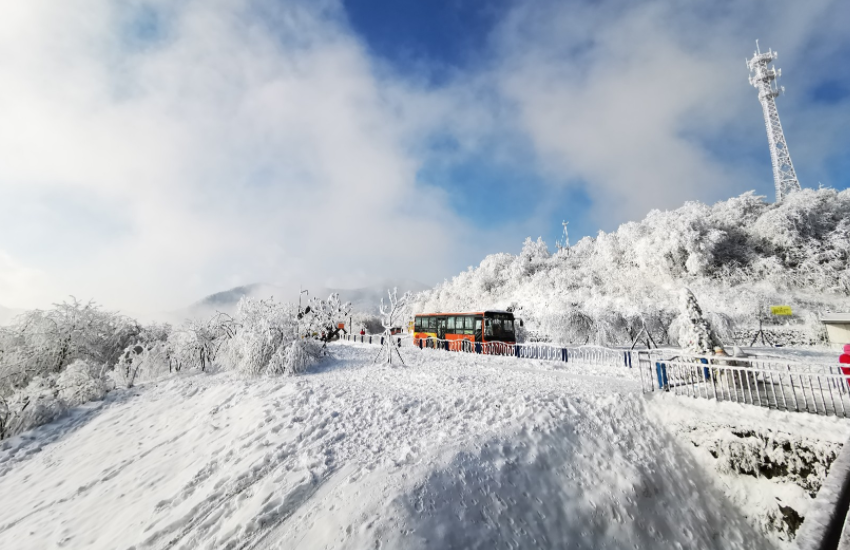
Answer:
[0, 343, 824, 549]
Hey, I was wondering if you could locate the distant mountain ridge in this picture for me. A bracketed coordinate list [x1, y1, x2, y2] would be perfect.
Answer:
[172, 280, 429, 322]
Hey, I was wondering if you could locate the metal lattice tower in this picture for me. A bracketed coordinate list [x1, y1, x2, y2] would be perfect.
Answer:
[747, 41, 801, 202]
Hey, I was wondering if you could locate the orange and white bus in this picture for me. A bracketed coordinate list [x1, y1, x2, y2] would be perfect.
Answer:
[413, 311, 517, 351]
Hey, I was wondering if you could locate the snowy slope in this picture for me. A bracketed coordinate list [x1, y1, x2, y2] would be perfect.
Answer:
[0, 344, 839, 549]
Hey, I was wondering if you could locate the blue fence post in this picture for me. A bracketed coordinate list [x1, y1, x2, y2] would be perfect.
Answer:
[656, 362, 668, 389]
[475, 342, 482, 354]
[419, 338, 423, 349]
[515, 344, 521, 358]
[700, 357, 710, 379]
[380, 337, 384, 345]
[369, 336, 372, 344]
[561, 348, 567, 362]
[444, 340, 449, 351]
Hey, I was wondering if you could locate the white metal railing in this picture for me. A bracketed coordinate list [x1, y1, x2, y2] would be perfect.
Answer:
[385, 335, 635, 368]
[339, 336, 850, 417]
[639, 352, 850, 418]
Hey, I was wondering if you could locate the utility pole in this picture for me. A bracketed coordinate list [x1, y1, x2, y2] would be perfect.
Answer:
[747, 41, 801, 202]
[299, 286, 308, 312]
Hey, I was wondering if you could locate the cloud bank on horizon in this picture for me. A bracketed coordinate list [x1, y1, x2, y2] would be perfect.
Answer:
[1, 0, 848, 313]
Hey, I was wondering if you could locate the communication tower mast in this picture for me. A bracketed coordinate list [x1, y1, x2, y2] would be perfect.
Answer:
[747, 41, 801, 202]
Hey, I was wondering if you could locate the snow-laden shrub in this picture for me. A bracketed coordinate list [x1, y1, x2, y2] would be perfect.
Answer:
[113, 340, 172, 388]
[269, 338, 321, 375]
[167, 315, 234, 372]
[2, 376, 64, 438]
[223, 298, 321, 376]
[0, 299, 138, 394]
[0, 361, 109, 439]
[57, 360, 107, 406]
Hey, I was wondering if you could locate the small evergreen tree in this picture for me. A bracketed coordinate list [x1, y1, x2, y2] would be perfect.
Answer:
[678, 288, 721, 355]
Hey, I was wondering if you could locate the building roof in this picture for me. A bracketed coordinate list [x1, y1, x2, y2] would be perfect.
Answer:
[821, 313, 850, 323]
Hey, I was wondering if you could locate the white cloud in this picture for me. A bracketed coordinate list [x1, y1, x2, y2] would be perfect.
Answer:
[0, 250, 54, 309]
[490, 0, 849, 228]
[0, 0, 482, 313]
[1, 0, 847, 313]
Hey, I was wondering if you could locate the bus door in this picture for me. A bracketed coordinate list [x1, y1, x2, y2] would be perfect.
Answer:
[437, 318, 447, 340]
[474, 318, 482, 342]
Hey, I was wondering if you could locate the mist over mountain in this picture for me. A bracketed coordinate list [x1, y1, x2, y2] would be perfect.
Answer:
[169, 280, 430, 323]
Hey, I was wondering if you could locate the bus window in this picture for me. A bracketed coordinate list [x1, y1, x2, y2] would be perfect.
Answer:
[415, 317, 422, 330]
[504, 319, 514, 332]
[447, 316, 455, 330]
[464, 316, 474, 330]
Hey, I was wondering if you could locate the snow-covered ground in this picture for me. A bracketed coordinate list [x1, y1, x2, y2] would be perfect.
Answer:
[0, 342, 845, 549]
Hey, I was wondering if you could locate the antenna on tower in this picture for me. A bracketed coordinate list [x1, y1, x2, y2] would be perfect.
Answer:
[556, 220, 570, 253]
[747, 42, 801, 202]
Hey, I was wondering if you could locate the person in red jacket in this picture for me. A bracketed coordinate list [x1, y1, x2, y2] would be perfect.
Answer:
[839, 344, 850, 388]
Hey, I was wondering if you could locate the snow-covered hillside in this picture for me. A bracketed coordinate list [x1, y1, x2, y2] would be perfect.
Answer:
[0, 343, 844, 549]
[414, 188, 850, 346]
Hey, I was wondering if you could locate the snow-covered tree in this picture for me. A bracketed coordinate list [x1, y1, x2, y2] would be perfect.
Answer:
[376, 288, 409, 365]
[677, 289, 721, 355]
[0, 298, 137, 391]
[222, 298, 320, 376]
[167, 314, 234, 373]
[301, 293, 352, 344]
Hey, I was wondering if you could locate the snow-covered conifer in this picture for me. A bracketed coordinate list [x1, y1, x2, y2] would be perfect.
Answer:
[677, 289, 721, 355]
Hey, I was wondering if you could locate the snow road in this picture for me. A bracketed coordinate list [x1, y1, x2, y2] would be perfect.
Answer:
[0, 342, 789, 549]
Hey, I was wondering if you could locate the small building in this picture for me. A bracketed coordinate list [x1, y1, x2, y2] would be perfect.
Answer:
[821, 314, 850, 349]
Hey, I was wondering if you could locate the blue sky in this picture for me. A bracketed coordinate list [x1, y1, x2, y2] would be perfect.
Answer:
[0, 0, 848, 312]
[341, 0, 850, 248]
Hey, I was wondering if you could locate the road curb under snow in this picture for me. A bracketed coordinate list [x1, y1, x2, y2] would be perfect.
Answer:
[795, 434, 850, 550]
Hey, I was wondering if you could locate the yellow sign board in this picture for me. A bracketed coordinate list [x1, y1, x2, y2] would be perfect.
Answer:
[770, 305, 793, 316]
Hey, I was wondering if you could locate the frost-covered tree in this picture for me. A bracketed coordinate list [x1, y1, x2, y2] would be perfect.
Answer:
[301, 293, 352, 345]
[222, 298, 320, 376]
[0, 298, 137, 391]
[375, 288, 409, 365]
[677, 289, 721, 355]
[167, 314, 234, 373]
